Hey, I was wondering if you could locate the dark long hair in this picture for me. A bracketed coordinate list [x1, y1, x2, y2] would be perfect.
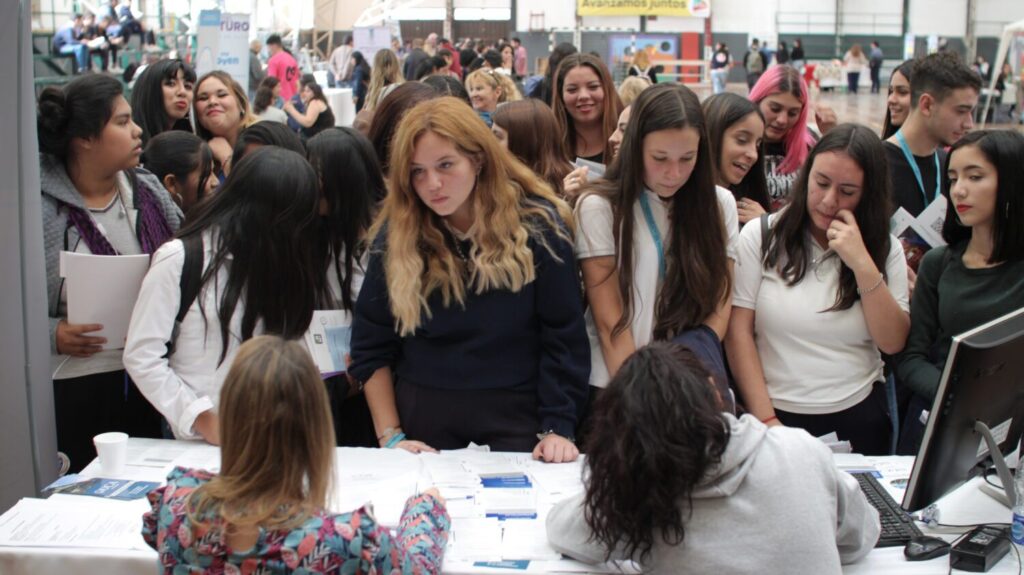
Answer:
[131, 59, 197, 146]
[492, 99, 572, 196]
[37, 74, 124, 163]
[881, 59, 914, 139]
[702, 92, 770, 212]
[941, 130, 1024, 264]
[583, 342, 730, 563]
[421, 74, 471, 105]
[583, 83, 730, 339]
[306, 127, 382, 310]
[367, 82, 438, 173]
[142, 130, 213, 214]
[176, 147, 326, 363]
[764, 123, 892, 311]
[230, 121, 305, 163]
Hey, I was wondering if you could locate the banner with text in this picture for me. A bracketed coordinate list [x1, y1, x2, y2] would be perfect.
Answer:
[577, 0, 709, 17]
[195, 11, 251, 94]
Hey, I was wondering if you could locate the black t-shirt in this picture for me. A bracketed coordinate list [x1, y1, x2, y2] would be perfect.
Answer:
[884, 141, 947, 217]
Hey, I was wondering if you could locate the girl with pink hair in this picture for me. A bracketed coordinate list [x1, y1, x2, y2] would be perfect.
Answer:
[748, 65, 837, 211]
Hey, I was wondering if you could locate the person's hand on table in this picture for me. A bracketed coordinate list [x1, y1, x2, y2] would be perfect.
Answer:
[193, 410, 221, 445]
[533, 433, 579, 463]
[421, 487, 446, 505]
[56, 320, 106, 357]
[396, 439, 438, 454]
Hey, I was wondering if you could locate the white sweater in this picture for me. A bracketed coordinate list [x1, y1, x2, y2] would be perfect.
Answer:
[547, 414, 880, 574]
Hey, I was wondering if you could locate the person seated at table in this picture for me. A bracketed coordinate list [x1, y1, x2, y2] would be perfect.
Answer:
[142, 335, 450, 573]
[546, 341, 880, 573]
[252, 76, 288, 124]
[123, 147, 327, 443]
[724, 124, 910, 456]
[284, 80, 335, 141]
[895, 130, 1024, 452]
[348, 97, 590, 462]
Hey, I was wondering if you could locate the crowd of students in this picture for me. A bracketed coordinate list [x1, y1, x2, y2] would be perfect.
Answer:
[35, 41, 1024, 572]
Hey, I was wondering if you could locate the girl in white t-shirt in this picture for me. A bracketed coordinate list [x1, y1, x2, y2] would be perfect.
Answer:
[575, 83, 739, 392]
[724, 124, 910, 455]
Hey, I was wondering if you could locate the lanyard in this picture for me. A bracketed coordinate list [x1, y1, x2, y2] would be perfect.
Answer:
[639, 193, 666, 281]
[895, 130, 941, 208]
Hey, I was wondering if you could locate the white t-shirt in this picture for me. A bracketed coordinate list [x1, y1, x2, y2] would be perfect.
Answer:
[575, 186, 739, 388]
[732, 213, 909, 414]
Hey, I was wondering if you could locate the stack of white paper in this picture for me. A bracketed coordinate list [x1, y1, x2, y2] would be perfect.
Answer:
[0, 497, 148, 550]
[60, 252, 151, 350]
[501, 519, 562, 560]
[447, 517, 502, 561]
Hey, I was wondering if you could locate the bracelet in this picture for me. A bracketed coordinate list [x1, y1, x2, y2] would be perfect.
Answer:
[384, 432, 406, 449]
[857, 273, 885, 295]
[761, 415, 779, 425]
[376, 426, 402, 442]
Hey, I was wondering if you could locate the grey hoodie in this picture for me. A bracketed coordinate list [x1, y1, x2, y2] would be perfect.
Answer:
[40, 153, 183, 357]
[547, 414, 880, 574]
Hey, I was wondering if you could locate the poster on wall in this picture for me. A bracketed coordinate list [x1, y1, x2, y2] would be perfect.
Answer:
[578, 0, 709, 17]
[608, 34, 679, 76]
[354, 26, 392, 65]
[195, 10, 251, 94]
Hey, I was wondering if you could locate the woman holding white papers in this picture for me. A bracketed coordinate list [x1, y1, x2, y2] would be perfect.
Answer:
[37, 74, 182, 471]
[724, 124, 910, 456]
[124, 147, 326, 444]
[348, 98, 589, 462]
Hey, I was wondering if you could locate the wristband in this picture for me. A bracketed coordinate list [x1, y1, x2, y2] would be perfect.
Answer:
[761, 415, 779, 425]
[857, 273, 885, 295]
[384, 432, 406, 449]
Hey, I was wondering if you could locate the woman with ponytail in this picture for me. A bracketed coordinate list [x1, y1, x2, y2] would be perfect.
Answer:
[38, 73, 182, 471]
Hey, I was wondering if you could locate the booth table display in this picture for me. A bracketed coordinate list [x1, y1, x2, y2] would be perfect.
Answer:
[0, 439, 1019, 574]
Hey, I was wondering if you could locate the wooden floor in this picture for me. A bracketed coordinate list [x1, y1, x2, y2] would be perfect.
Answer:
[690, 83, 1024, 136]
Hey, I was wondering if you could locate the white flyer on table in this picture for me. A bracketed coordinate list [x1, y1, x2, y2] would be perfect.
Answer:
[59, 251, 150, 350]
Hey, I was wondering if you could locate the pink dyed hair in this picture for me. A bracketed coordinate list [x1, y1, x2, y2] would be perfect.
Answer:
[747, 65, 815, 175]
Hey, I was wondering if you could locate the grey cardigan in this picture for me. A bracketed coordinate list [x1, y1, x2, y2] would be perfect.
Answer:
[40, 153, 183, 354]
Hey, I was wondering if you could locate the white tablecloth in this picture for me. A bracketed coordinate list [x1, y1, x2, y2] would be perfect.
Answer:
[0, 440, 1019, 574]
[323, 87, 355, 128]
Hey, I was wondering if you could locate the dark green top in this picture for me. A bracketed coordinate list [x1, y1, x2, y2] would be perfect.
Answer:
[895, 242, 1024, 400]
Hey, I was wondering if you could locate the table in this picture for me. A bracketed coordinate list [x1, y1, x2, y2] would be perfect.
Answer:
[323, 87, 356, 128]
[0, 439, 1019, 574]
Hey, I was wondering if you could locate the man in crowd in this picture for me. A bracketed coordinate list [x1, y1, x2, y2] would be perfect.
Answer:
[266, 33, 300, 102]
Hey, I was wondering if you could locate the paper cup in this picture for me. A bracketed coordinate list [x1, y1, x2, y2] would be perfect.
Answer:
[93, 432, 128, 476]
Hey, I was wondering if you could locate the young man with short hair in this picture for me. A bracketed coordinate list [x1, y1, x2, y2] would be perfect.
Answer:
[266, 33, 300, 101]
[885, 51, 981, 217]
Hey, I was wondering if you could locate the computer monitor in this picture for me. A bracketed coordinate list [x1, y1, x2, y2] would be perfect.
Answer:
[902, 306, 1024, 513]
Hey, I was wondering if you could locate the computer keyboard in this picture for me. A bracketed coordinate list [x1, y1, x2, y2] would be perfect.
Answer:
[851, 471, 923, 547]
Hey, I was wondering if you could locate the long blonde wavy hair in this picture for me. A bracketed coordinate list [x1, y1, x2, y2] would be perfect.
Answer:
[365, 49, 403, 112]
[187, 336, 335, 532]
[373, 97, 574, 336]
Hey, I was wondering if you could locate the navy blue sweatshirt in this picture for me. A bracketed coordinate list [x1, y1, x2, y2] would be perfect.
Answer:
[349, 216, 590, 439]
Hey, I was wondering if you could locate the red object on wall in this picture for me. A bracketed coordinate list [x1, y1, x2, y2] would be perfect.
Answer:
[680, 32, 700, 84]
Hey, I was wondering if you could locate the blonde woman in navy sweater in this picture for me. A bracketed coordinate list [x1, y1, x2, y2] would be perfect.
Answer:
[349, 97, 589, 463]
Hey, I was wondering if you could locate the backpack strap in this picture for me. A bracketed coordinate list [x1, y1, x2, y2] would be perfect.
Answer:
[164, 235, 204, 358]
[759, 212, 771, 260]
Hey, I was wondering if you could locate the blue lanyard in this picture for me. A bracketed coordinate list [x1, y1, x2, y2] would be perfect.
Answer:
[639, 193, 666, 280]
[895, 130, 941, 208]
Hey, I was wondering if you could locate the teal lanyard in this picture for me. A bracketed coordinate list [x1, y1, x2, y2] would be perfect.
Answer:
[895, 130, 941, 208]
[639, 193, 666, 280]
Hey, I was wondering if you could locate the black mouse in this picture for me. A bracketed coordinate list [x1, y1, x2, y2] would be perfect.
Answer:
[904, 535, 951, 561]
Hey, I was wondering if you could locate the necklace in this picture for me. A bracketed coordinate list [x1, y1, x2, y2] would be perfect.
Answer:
[443, 223, 473, 274]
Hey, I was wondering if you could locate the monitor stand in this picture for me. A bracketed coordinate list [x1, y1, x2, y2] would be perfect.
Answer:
[975, 421, 1017, 509]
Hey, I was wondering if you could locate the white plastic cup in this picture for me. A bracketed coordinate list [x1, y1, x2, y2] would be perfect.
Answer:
[93, 432, 129, 476]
